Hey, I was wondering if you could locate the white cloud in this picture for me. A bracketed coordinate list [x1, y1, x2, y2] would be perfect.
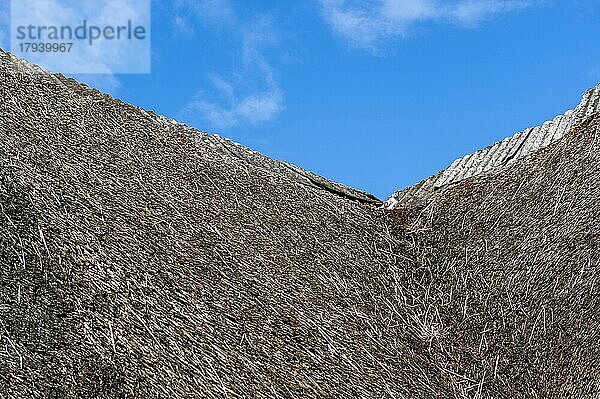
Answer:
[451, 0, 535, 25]
[172, 15, 195, 37]
[179, 10, 284, 130]
[320, 0, 540, 49]
[187, 0, 234, 25]
[171, 0, 234, 34]
[185, 83, 283, 129]
[236, 90, 283, 123]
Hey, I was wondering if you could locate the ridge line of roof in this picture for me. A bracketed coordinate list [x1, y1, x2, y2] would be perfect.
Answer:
[384, 84, 600, 209]
[0, 48, 380, 205]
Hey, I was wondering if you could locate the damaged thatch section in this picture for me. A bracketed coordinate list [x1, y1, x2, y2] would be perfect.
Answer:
[0, 49, 598, 398]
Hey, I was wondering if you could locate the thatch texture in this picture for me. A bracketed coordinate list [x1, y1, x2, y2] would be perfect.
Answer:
[0, 49, 598, 398]
[388, 115, 600, 398]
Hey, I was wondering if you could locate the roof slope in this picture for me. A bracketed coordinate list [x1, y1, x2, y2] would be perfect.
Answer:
[2, 51, 380, 206]
[0, 49, 444, 398]
[1, 50, 599, 398]
[389, 115, 600, 398]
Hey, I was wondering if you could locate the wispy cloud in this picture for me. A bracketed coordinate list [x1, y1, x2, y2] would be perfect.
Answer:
[185, 79, 283, 129]
[320, 0, 540, 49]
[172, 15, 195, 38]
[171, 0, 234, 35]
[178, 6, 284, 130]
[451, 0, 536, 25]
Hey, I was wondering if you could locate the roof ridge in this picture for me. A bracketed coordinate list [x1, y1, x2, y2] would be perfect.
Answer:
[384, 85, 600, 209]
[0, 47, 380, 204]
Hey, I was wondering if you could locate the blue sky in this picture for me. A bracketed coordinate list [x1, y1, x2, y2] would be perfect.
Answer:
[2, 0, 600, 199]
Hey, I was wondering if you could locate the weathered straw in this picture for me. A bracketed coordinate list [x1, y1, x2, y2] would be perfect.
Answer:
[0, 49, 598, 398]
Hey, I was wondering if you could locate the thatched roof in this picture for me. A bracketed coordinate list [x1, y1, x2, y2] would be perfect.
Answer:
[1, 49, 598, 398]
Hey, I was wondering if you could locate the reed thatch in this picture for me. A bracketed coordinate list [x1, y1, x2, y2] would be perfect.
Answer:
[0, 49, 598, 398]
